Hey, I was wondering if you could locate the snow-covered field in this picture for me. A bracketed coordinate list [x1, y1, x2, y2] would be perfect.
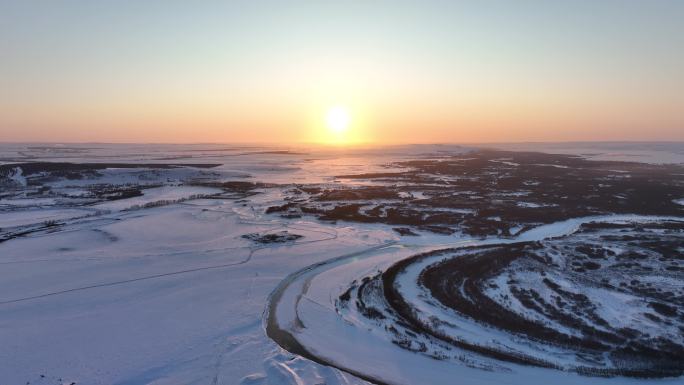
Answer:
[270, 215, 684, 385]
[90, 185, 223, 212]
[489, 142, 684, 165]
[1, 202, 386, 385]
[0, 144, 419, 385]
[0, 143, 682, 385]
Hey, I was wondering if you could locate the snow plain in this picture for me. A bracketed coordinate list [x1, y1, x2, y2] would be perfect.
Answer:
[1, 145, 392, 385]
[1, 143, 683, 385]
[1, 192, 384, 385]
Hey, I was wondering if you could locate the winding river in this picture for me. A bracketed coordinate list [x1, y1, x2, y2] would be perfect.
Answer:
[264, 215, 684, 385]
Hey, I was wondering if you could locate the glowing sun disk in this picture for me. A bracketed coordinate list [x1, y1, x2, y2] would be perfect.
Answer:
[326, 106, 351, 134]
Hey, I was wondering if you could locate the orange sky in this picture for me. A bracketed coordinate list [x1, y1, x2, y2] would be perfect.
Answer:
[1, 1, 682, 144]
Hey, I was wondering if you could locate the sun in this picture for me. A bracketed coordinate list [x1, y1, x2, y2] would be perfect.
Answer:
[325, 105, 351, 134]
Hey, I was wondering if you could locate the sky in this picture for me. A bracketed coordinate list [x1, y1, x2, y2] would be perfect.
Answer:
[1, 1, 683, 144]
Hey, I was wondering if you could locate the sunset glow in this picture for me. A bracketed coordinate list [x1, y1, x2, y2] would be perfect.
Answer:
[326, 106, 351, 134]
[0, 1, 683, 144]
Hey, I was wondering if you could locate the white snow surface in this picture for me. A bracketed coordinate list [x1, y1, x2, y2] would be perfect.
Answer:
[1, 143, 683, 385]
[272, 215, 684, 385]
[0, 195, 379, 385]
[8, 166, 28, 186]
[91, 185, 222, 212]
